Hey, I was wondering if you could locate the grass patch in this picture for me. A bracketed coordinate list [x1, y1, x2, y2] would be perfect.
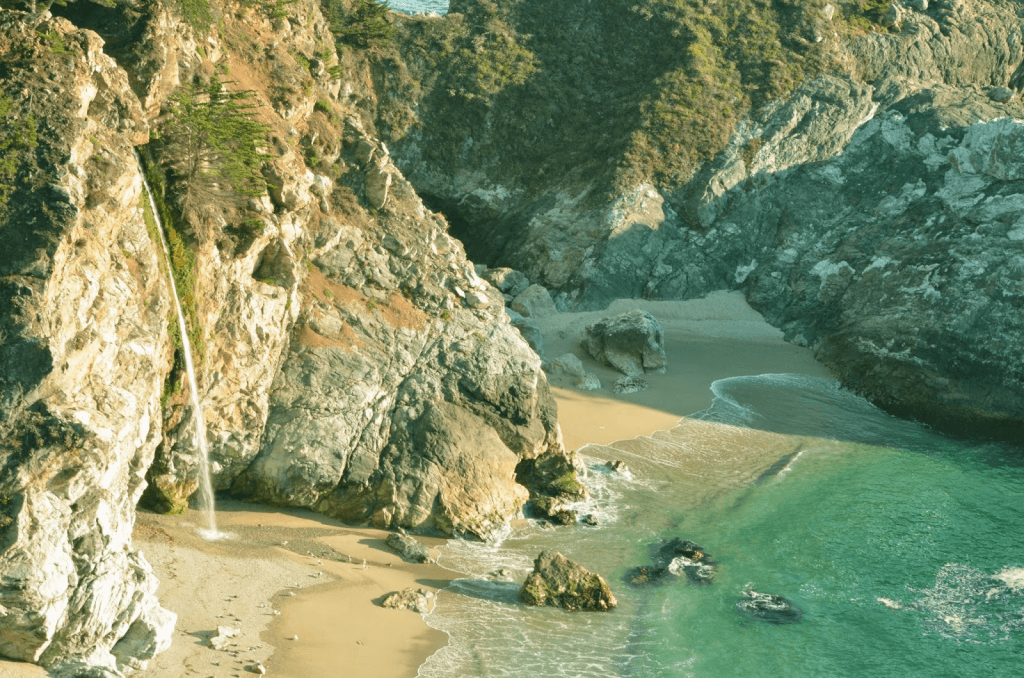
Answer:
[0, 93, 37, 221]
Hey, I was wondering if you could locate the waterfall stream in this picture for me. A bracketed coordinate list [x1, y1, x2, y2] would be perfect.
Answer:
[137, 151, 223, 540]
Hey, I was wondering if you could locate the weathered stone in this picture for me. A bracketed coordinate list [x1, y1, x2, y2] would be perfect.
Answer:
[365, 165, 392, 209]
[482, 267, 530, 297]
[657, 539, 717, 585]
[465, 289, 490, 309]
[548, 353, 586, 378]
[613, 376, 649, 393]
[520, 551, 617, 611]
[510, 284, 558, 319]
[0, 14, 174, 674]
[604, 460, 629, 474]
[381, 588, 433, 613]
[209, 626, 240, 651]
[582, 311, 667, 377]
[506, 308, 545, 358]
[385, 532, 431, 563]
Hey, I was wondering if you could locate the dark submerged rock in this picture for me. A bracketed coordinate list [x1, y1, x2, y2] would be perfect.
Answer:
[624, 566, 671, 587]
[735, 589, 804, 625]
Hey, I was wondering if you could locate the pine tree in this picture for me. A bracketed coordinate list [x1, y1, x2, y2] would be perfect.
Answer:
[326, 0, 396, 48]
[159, 77, 269, 237]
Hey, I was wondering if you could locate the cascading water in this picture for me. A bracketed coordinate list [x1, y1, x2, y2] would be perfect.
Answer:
[136, 151, 224, 540]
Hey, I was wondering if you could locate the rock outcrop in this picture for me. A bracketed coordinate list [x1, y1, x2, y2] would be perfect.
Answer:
[385, 532, 431, 563]
[382, 0, 1024, 438]
[0, 0, 579, 672]
[625, 538, 717, 587]
[380, 588, 434, 614]
[581, 310, 667, 377]
[520, 551, 617, 611]
[0, 12, 175, 674]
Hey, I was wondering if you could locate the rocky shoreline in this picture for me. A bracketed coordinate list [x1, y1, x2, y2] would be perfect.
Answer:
[0, 0, 1022, 674]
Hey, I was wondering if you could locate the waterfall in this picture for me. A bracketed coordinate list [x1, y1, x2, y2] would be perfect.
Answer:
[136, 151, 223, 540]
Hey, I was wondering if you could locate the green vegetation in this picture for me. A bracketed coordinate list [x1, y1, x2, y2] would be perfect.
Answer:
[547, 471, 585, 498]
[172, 0, 214, 33]
[158, 76, 269, 238]
[0, 93, 37, 218]
[325, 0, 396, 48]
[387, 0, 898, 211]
[1, 0, 114, 14]
[36, 27, 68, 54]
[139, 150, 205, 382]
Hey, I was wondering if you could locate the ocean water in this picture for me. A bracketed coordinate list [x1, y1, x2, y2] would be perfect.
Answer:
[388, 0, 448, 15]
[418, 374, 1024, 677]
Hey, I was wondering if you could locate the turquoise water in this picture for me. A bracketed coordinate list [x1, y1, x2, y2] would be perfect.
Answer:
[418, 375, 1024, 677]
[388, 0, 448, 15]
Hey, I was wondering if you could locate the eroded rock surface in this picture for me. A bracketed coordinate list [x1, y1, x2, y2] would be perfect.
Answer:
[383, 0, 1024, 436]
[520, 551, 617, 611]
[582, 310, 667, 377]
[0, 13, 175, 674]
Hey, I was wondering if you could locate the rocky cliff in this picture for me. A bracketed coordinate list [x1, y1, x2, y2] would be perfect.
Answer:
[0, 0, 574, 672]
[0, 12, 174, 673]
[378, 0, 1024, 439]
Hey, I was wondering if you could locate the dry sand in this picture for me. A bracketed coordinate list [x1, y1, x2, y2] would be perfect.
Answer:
[1, 291, 830, 678]
[136, 503, 450, 678]
[540, 292, 831, 450]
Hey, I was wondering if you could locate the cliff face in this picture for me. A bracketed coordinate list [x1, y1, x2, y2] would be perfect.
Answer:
[0, 14, 174, 673]
[0, 0, 571, 672]
[380, 0, 1024, 438]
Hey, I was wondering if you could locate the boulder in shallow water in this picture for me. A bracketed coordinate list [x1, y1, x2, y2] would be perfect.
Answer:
[624, 566, 672, 587]
[736, 589, 804, 624]
[582, 310, 667, 377]
[520, 551, 617, 611]
[656, 538, 717, 585]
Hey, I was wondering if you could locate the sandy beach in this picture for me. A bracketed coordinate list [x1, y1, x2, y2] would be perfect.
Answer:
[0, 291, 831, 678]
[539, 292, 831, 450]
[136, 503, 451, 678]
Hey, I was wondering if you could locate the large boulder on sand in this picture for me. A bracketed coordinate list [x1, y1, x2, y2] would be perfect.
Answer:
[520, 551, 617, 611]
[581, 310, 667, 377]
[510, 284, 558, 319]
[385, 532, 431, 563]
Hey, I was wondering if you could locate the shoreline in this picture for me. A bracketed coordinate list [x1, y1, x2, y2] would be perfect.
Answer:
[542, 293, 832, 451]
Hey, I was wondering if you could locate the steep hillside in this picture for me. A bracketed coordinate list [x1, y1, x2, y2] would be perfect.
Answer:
[377, 0, 1024, 440]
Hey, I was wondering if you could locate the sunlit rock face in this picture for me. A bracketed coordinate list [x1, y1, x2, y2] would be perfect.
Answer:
[0, 13, 175, 674]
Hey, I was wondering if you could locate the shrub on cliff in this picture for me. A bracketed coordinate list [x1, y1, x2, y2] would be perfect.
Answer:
[325, 0, 396, 48]
[156, 76, 269, 242]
